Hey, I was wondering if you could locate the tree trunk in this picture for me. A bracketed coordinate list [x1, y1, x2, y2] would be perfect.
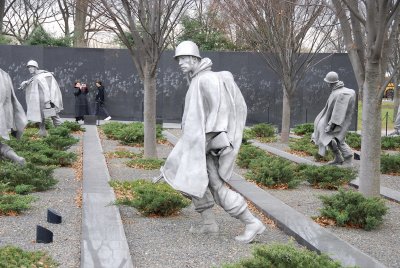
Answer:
[143, 63, 157, 158]
[281, 87, 291, 143]
[73, 0, 88, 47]
[0, 0, 5, 34]
[359, 62, 382, 197]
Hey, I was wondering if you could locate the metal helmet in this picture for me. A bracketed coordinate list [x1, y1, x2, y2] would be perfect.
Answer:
[324, 71, 339, 83]
[26, 60, 39, 68]
[174, 40, 201, 59]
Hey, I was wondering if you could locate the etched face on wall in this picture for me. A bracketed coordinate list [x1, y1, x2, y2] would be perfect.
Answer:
[177, 56, 196, 74]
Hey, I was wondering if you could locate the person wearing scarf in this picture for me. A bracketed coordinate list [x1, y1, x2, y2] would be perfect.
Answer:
[157, 41, 265, 244]
[312, 71, 356, 165]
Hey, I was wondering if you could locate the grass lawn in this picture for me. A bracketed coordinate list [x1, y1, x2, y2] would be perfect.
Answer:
[357, 100, 395, 131]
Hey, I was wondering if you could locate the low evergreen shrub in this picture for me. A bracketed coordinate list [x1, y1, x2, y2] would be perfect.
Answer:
[319, 189, 388, 230]
[60, 121, 85, 132]
[0, 183, 36, 215]
[289, 134, 333, 162]
[0, 161, 56, 192]
[293, 123, 314, 136]
[380, 153, 400, 174]
[6, 138, 77, 166]
[249, 123, 276, 138]
[298, 165, 356, 190]
[241, 128, 253, 144]
[106, 150, 143, 159]
[44, 128, 79, 150]
[0, 194, 36, 215]
[101, 122, 164, 145]
[236, 144, 267, 169]
[246, 156, 302, 188]
[110, 180, 190, 216]
[381, 136, 400, 150]
[0, 246, 58, 267]
[126, 158, 165, 170]
[345, 132, 361, 150]
[221, 243, 348, 268]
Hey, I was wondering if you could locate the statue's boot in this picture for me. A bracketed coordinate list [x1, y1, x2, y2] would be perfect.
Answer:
[189, 208, 219, 234]
[39, 122, 47, 137]
[342, 154, 353, 166]
[235, 209, 266, 243]
[1, 144, 26, 166]
[328, 139, 343, 165]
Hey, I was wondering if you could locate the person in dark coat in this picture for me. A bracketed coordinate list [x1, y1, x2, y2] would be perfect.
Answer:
[74, 81, 89, 122]
[94, 80, 111, 124]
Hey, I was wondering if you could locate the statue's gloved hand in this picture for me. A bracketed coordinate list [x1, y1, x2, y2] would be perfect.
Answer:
[19, 81, 28, 89]
[324, 123, 337, 133]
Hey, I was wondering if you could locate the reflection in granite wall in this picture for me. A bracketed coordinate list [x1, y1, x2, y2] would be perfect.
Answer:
[0, 45, 357, 129]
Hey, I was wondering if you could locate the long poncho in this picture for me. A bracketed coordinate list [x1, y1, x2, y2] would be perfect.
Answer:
[0, 69, 27, 140]
[25, 70, 63, 123]
[312, 81, 356, 156]
[161, 58, 247, 198]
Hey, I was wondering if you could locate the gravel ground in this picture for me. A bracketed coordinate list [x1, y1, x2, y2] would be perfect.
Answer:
[0, 138, 82, 268]
[252, 139, 400, 268]
[100, 134, 294, 268]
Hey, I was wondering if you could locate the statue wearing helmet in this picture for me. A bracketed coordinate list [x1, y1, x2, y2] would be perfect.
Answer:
[155, 41, 265, 244]
[312, 71, 356, 165]
[20, 60, 63, 137]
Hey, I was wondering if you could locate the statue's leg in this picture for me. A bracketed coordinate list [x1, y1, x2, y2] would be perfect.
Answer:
[51, 114, 62, 127]
[190, 189, 219, 234]
[38, 118, 47, 137]
[327, 139, 344, 165]
[338, 140, 353, 165]
[0, 143, 26, 166]
[206, 154, 265, 243]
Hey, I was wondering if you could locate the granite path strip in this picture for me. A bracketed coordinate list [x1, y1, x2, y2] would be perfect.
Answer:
[250, 139, 400, 203]
[81, 125, 134, 268]
[163, 130, 386, 267]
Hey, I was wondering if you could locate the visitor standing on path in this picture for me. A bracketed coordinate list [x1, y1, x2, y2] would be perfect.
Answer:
[19, 60, 63, 137]
[94, 80, 111, 125]
[155, 40, 265, 244]
[73, 81, 89, 122]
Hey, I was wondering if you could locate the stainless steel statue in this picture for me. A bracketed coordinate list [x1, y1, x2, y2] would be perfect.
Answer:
[312, 71, 356, 165]
[0, 68, 27, 166]
[20, 60, 63, 137]
[389, 108, 400, 136]
[156, 41, 265, 243]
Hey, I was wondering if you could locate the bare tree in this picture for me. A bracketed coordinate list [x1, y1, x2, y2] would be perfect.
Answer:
[3, 0, 57, 43]
[0, 0, 18, 34]
[225, 0, 335, 143]
[332, 0, 400, 197]
[94, 0, 193, 158]
[73, 0, 88, 46]
[54, 0, 74, 37]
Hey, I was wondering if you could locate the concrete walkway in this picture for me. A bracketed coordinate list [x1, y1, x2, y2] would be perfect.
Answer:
[81, 125, 134, 268]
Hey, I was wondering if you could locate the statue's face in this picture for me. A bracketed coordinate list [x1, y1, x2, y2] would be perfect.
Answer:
[28, 66, 37, 74]
[177, 56, 195, 74]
